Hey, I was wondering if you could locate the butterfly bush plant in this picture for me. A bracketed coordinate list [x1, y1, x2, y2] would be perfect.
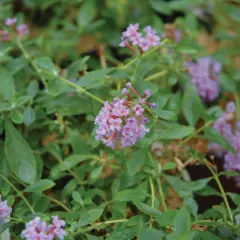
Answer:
[0, 1, 240, 239]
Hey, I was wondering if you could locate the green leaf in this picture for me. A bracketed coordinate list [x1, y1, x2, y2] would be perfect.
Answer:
[163, 162, 176, 171]
[77, 0, 96, 27]
[203, 127, 235, 154]
[59, 154, 93, 171]
[220, 73, 237, 93]
[27, 80, 39, 97]
[138, 228, 164, 240]
[115, 188, 146, 202]
[23, 107, 35, 126]
[108, 228, 136, 240]
[154, 122, 195, 140]
[195, 231, 220, 240]
[183, 84, 205, 126]
[72, 191, 84, 205]
[0, 103, 11, 112]
[90, 166, 103, 180]
[5, 119, 37, 184]
[0, 70, 15, 101]
[150, 0, 171, 15]
[127, 149, 146, 177]
[62, 179, 77, 198]
[25, 179, 55, 192]
[78, 208, 103, 227]
[33, 57, 58, 75]
[133, 201, 162, 217]
[174, 207, 191, 235]
[67, 57, 89, 80]
[76, 69, 109, 89]
[15, 96, 33, 106]
[153, 109, 177, 121]
[0, 221, 10, 234]
[11, 110, 23, 124]
[155, 210, 178, 227]
[227, 193, 240, 206]
[183, 197, 198, 219]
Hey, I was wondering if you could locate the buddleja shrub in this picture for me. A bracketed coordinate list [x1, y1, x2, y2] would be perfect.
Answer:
[0, 1, 240, 240]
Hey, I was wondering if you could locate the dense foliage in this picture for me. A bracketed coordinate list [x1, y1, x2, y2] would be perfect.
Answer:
[0, 0, 240, 239]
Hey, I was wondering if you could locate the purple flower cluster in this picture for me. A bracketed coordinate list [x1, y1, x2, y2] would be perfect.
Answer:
[21, 216, 66, 240]
[0, 196, 12, 221]
[208, 102, 240, 186]
[95, 83, 156, 149]
[120, 23, 161, 52]
[0, 17, 29, 42]
[184, 57, 222, 103]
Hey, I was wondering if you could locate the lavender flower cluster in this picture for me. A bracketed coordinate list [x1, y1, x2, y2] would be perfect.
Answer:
[120, 23, 161, 52]
[95, 83, 156, 149]
[184, 57, 222, 103]
[0, 196, 12, 222]
[0, 17, 29, 42]
[208, 102, 240, 186]
[21, 216, 66, 240]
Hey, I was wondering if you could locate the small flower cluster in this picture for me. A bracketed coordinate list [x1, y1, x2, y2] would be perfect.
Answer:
[120, 23, 161, 52]
[0, 17, 29, 42]
[184, 57, 222, 103]
[22, 216, 66, 240]
[0, 196, 12, 221]
[95, 83, 156, 149]
[208, 102, 240, 186]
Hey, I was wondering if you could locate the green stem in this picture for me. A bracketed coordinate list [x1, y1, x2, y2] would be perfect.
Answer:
[204, 160, 234, 224]
[16, 38, 47, 87]
[145, 70, 168, 81]
[16, 38, 104, 105]
[120, 40, 168, 70]
[73, 219, 128, 236]
[0, 174, 35, 214]
[149, 178, 155, 208]
[10, 174, 72, 212]
[156, 178, 168, 212]
[55, 75, 104, 104]
[178, 120, 213, 149]
[48, 196, 71, 213]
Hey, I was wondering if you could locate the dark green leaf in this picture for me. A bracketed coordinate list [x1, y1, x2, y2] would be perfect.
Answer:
[76, 69, 109, 89]
[183, 84, 205, 126]
[133, 201, 162, 217]
[174, 207, 191, 235]
[23, 107, 35, 126]
[11, 110, 23, 124]
[5, 119, 37, 183]
[0, 70, 15, 101]
[127, 149, 146, 177]
[138, 228, 164, 240]
[25, 179, 55, 192]
[78, 208, 104, 227]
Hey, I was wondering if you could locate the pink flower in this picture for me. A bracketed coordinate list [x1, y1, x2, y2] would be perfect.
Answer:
[109, 118, 122, 131]
[22, 216, 66, 240]
[95, 84, 156, 148]
[5, 17, 17, 26]
[184, 57, 221, 103]
[133, 104, 144, 116]
[0, 197, 12, 221]
[120, 24, 161, 52]
[17, 24, 29, 37]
